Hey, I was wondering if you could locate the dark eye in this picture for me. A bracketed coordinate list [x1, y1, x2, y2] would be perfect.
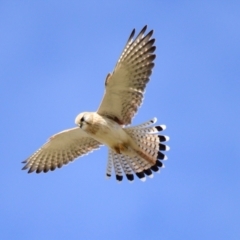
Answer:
[80, 116, 85, 122]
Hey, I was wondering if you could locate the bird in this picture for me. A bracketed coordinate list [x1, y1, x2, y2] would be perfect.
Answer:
[22, 25, 170, 182]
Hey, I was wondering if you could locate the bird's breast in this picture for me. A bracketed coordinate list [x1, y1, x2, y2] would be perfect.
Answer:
[88, 115, 129, 148]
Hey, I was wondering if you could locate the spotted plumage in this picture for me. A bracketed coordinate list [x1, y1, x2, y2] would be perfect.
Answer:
[22, 26, 170, 182]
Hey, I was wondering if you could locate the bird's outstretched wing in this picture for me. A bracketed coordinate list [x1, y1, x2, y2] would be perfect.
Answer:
[22, 128, 102, 173]
[97, 25, 156, 125]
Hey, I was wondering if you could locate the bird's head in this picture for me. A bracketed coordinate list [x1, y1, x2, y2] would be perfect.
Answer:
[75, 112, 93, 131]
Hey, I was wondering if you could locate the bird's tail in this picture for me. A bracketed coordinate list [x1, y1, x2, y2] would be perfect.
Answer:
[105, 118, 170, 182]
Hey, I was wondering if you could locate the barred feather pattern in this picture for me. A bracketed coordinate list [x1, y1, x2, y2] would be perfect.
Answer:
[106, 151, 113, 178]
[22, 131, 102, 174]
[106, 118, 170, 182]
[97, 25, 156, 125]
[118, 154, 133, 177]
[112, 151, 123, 181]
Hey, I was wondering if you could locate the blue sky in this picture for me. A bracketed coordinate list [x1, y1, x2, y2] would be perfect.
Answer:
[1, 1, 240, 239]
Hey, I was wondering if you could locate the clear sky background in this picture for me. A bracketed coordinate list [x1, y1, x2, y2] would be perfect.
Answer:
[1, 1, 240, 239]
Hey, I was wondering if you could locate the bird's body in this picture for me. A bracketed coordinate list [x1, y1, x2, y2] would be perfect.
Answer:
[22, 25, 170, 182]
[75, 112, 156, 165]
[76, 112, 136, 154]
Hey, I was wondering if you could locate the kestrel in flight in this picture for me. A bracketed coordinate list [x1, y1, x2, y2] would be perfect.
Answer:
[22, 25, 170, 182]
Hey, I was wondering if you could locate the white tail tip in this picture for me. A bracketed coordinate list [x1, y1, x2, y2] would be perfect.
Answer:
[140, 176, 146, 182]
[160, 125, 166, 130]
[152, 117, 157, 124]
[165, 145, 170, 151]
[106, 175, 111, 179]
[164, 136, 170, 142]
